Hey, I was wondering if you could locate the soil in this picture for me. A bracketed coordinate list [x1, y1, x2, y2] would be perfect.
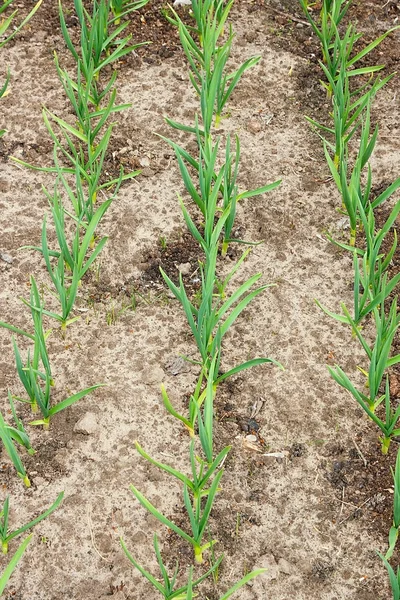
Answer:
[1, 0, 400, 599]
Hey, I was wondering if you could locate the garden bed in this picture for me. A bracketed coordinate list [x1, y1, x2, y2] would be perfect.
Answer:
[1, 0, 400, 598]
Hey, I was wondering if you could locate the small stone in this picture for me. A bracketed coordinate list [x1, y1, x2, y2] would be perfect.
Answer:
[0, 179, 9, 192]
[130, 530, 147, 544]
[73, 412, 99, 435]
[246, 434, 258, 443]
[0, 253, 13, 264]
[139, 156, 150, 167]
[296, 22, 304, 28]
[113, 509, 125, 525]
[247, 119, 262, 134]
[251, 553, 279, 590]
[177, 262, 192, 275]
[141, 167, 155, 177]
[390, 373, 400, 398]
[278, 558, 296, 575]
[96, 532, 113, 554]
[141, 365, 165, 385]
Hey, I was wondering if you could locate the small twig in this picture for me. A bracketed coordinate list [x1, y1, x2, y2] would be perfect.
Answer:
[337, 497, 371, 526]
[267, 5, 311, 27]
[339, 486, 345, 519]
[87, 504, 111, 562]
[352, 438, 368, 467]
[160, 451, 175, 459]
[334, 496, 363, 510]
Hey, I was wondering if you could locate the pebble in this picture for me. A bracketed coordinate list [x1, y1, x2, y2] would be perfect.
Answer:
[253, 553, 279, 583]
[141, 365, 165, 385]
[246, 434, 258, 443]
[96, 532, 113, 555]
[278, 558, 296, 575]
[139, 156, 150, 167]
[0, 253, 13, 264]
[140, 167, 155, 177]
[130, 530, 147, 544]
[247, 119, 262, 134]
[73, 412, 99, 435]
[177, 262, 192, 275]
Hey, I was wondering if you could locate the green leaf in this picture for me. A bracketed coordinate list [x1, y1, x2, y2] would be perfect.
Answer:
[0, 322, 34, 341]
[6, 492, 64, 545]
[135, 441, 193, 490]
[219, 569, 267, 600]
[120, 537, 166, 595]
[215, 357, 283, 384]
[0, 535, 32, 595]
[48, 384, 104, 417]
[129, 485, 194, 546]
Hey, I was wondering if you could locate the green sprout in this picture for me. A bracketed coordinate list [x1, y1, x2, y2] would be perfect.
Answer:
[0, 493, 64, 554]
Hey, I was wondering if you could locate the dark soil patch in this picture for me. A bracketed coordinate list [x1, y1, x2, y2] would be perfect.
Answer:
[321, 435, 400, 562]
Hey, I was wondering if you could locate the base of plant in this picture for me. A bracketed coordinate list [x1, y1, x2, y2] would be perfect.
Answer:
[18, 472, 31, 487]
[30, 417, 50, 430]
[194, 546, 204, 564]
[381, 436, 391, 455]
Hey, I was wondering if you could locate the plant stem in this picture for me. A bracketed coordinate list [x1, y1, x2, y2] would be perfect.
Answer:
[382, 437, 391, 455]
[194, 545, 203, 564]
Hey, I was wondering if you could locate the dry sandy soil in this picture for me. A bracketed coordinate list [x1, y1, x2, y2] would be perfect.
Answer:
[1, 0, 400, 598]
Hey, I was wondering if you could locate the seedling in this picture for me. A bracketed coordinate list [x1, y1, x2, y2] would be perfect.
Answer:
[59, 0, 148, 102]
[161, 238, 282, 414]
[0, 0, 42, 49]
[121, 534, 223, 599]
[0, 492, 64, 554]
[0, 410, 30, 487]
[328, 369, 400, 454]
[0, 535, 32, 596]
[299, 0, 351, 64]
[168, 0, 260, 127]
[110, 0, 148, 24]
[5, 392, 35, 455]
[21, 172, 113, 330]
[299, 0, 397, 94]
[163, 127, 281, 255]
[317, 197, 400, 327]
[28, 376, 103, 429]
[130, 468, 224, 564]
[185, 565, 267, 600]
[378, 550, 400, 599]
[386, 449, 400, 560]
[0, 0, 42, 134]
[0, 277, 52, 370]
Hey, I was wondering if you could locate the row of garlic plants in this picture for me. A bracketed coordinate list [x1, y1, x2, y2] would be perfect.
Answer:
[0, 0, 42, 137]
[0, 0, 281, 596]
[0, 0, 147, 589]
[120, 0, 283, 597]
[300, 0, 400, 593]
[0, 1, 56, 589]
